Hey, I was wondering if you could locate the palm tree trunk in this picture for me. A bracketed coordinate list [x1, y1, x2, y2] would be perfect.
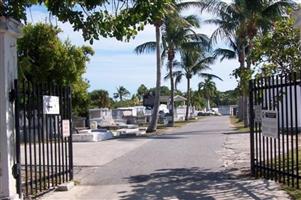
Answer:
[238, 47, 246, 122]
[147, 23, 162, 132]
[242, 58, 252, 127]
[185, 77, 190, 121]
[168, 59, 175, 126]
[207, 98, 211, 111]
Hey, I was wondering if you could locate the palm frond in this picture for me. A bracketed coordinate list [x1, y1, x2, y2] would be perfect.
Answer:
[198, 73, 223, 81]
[183, 15, 200, 28]
[176, 1, 205, 11]
[134, 41, 156, 54]
[200, 0, 231, 15]
[262, 1, 297, 19]
[213, 48, 236, 61]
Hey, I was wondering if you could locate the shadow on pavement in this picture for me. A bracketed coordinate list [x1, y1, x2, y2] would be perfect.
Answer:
[114, 135, 186, 141]
[118, 167, 279, 200]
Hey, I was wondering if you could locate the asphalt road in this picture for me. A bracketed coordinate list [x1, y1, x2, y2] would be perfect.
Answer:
[43, 116, 288, 200]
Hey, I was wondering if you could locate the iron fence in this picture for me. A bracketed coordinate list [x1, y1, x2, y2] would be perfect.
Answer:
[14, 80, 73, 198]
[249, 72, 301, 188]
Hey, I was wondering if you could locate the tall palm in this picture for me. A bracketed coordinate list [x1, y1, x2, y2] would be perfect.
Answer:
[201, 0, 295, 126]
[135, 1, 204, 129]
[170, 50, 222, 120]
[113, 86, 130, 101]
[198, 77, 218, 111]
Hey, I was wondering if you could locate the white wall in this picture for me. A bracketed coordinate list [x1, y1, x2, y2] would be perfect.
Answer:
[0, 17, 22, 199]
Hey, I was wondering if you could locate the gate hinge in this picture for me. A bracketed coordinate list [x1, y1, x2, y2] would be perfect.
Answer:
[9, 89, 16, 103]
[12, 163, 21, 179]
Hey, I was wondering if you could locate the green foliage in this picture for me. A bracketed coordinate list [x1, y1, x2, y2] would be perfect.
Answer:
[149, 86, 171, 96]
[231, 67, 253, 95]
[212, 89, 239, 106]
[89, 89, 111, 109]
[113, 86, 130, 101]
[198, 77, 217, 100]
[111, 98, 139, 108]
[251, 16, 301, 76]
[17, 23, 94, 117]
[0, 0, 38, 21]
[137, 84, 149, 100]
[203, 0, 295, 96]
[190, 90, 206, 109]
[3, 0, 175, 43]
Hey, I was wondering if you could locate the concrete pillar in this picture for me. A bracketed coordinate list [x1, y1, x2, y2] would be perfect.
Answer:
[0, 17, 22, 200]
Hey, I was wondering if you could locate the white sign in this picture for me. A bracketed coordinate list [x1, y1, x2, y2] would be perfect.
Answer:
[262, 110, 278, 138]
[62, 120, 70, 137]
[43, 96, 60, 114]
[254, 105, 262, 123]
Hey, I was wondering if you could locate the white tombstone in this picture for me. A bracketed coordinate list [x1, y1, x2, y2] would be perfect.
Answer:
[0, 17, 22, 199]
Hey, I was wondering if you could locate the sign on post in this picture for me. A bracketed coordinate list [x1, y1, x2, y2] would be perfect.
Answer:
[262, 110, 278, 138]
[62, 120, 70, 137]
[43, 96, 60, 115]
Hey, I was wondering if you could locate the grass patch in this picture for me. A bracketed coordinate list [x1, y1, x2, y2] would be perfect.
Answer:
[229, 116, 250, 132]
[280, 149, 301, 200]
[74, 180, 80, 186]
[260, 148, 301, 199]
[283, 185, 301, 200]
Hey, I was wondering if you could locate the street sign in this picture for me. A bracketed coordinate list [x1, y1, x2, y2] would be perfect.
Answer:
[62, 120, 70, 137]
[43, 96, 60, 114]
[262, 110, 278, 138]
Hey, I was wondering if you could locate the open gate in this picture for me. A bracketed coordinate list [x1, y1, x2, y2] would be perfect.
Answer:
[249, 72, 301, 188]
[14, 80, 73, 198]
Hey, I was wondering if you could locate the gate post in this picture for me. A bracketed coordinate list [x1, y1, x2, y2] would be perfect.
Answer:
[0, 17, 22, 199]
[249, 79, 255, 176]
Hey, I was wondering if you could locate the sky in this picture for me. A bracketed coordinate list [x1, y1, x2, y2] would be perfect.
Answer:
[28, 4, 241, 97]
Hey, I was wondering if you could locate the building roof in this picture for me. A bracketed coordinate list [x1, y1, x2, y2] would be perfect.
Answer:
[160, 95, 187, 103]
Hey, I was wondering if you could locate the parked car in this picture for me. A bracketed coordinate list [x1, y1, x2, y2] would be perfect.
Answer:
[197, 110, 222, 116]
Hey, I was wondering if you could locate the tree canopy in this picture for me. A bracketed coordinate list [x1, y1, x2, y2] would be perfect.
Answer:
[17, 23, 94, 116]
[89, 89, 111, 108]
[2, 0, 175, 43]
[251, 15, 301, 76]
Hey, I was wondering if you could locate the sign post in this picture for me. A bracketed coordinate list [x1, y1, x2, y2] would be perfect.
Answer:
[43, 96, 60, 115]
[262, 110, 278, 138]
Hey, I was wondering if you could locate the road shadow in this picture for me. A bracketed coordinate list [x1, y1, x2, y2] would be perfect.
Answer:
[168, 130, 231, 136]
[118, 167, 281, 200]
[114, 135, 186, 141]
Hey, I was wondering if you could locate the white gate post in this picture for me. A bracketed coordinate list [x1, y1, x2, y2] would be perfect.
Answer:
[0, 17, 22, 200]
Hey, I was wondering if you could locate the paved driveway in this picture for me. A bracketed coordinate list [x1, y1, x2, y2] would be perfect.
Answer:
[43, 116, 289, 200]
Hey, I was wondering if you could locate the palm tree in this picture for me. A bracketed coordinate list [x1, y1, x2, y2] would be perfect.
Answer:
[201, 0, 295, 126]
[169, 50, 222, 120]
[135, 1, 204, 129]
[198, 77, 218, 111]
[113, 86, 130, 101]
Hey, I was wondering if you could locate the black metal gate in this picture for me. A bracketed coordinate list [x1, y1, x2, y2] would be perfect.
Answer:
[249, 72, 301, 188]
[14, 80, 73, 198]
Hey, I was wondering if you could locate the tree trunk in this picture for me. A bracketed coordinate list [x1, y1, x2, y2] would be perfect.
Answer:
[185, 77, 190, 121]
[237, 46, 246, 122]
[147, 24, 161, 132]
[168, 59, 175, 126]
[238, 96, 243, 120]
[242, 57, 252, 127]
[207, 98, 211, 111]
